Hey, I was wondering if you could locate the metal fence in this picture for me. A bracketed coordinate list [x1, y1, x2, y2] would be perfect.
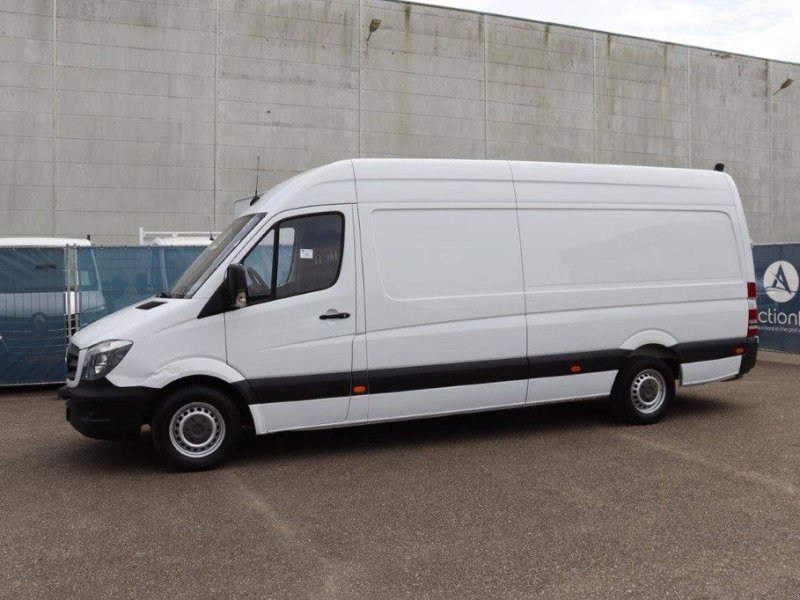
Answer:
[0, 245, 203, 386]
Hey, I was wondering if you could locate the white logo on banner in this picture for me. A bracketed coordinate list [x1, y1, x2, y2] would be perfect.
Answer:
[763, 260, 799, 303]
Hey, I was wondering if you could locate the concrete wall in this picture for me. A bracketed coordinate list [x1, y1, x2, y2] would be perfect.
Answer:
[1, 0, 798, 243]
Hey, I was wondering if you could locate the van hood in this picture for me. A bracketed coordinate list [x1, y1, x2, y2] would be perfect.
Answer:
[71, 298, 206, 349]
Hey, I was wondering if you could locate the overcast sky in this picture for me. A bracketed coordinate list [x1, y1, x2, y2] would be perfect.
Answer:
[412, 0, 800, 63]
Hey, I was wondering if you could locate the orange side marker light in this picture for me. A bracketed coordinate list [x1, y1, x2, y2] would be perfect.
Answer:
[735, 347, 745, 355]
[353, 385, 367, 394]
[570, 365, 582, 373]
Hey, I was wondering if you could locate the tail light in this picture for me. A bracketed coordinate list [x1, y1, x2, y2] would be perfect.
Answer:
[747, 281, 758, 337]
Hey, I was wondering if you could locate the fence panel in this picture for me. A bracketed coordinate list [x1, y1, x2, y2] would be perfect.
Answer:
[0, 247, 71, 385]
[753, 244, 800, 354]
[0, 245, 205, 386]
[86, 246, 203, 318]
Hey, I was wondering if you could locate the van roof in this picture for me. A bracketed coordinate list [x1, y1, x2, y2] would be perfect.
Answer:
[239, 159, 734, 216]
[0, 237, 93, 248]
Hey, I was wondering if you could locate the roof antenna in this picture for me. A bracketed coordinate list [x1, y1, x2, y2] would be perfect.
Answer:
[249, 155, 260, 206]
[713, 163, 725, 172]
[205, 215, 214, 241]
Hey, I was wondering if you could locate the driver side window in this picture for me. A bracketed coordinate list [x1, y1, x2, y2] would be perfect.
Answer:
[241, 212, 344, 304]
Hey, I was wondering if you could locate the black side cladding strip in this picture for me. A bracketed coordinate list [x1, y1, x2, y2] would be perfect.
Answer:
[241, 338, 751, 404]
[672, 338, 748, 363]
[528, 349, 630, 378]
[368, 357, 528, 395]
[351, 370, 369, 391]
[248, 371, 351, 403]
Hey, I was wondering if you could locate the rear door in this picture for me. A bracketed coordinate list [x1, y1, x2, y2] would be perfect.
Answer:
[225, 205, 356, 432]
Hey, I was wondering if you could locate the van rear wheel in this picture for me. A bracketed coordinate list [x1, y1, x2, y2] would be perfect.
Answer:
[151, 385, 241, 470]
[610, 357, 675, 424]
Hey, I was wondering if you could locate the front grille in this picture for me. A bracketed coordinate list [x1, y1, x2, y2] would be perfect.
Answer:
[66, 343, 79, 380]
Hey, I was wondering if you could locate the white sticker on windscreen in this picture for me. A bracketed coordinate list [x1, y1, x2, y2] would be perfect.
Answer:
[300, 248, 314, 259]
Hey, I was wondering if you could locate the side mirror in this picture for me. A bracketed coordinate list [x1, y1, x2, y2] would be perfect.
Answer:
[226, 263, 248, 308]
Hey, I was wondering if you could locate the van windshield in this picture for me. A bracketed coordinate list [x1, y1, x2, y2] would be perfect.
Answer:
[168, 214, 263, 299]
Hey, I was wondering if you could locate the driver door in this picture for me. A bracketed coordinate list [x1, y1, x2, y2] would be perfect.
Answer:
[225, 206, 356, 432]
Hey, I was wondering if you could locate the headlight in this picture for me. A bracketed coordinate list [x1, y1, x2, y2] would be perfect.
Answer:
[81, 340, 132, 381]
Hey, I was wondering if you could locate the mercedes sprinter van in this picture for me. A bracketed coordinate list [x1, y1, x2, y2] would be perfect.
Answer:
[61, 160, 758, 469]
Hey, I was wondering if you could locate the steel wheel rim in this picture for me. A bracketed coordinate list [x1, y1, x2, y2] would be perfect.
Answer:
[630, 369, 666, 414]
[168, 402, 225, 458]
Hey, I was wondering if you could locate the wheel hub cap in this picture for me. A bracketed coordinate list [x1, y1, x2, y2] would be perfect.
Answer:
[169, 402, 225, 458]
[184, 414, 214, 444]
[630, 369, 666, 414]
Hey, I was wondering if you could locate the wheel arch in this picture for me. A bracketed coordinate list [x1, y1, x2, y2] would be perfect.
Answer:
[625, 344, 681, 381]
[620, 331, 681, 381]
[152, 375, 255, 430]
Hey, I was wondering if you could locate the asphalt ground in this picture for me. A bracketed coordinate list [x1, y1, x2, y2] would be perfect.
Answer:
[1, 352, 799, 599]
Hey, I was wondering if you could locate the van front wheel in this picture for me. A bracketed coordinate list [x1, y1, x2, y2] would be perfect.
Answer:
[610, 357, 675, 424]
[151, 385, 242, 470]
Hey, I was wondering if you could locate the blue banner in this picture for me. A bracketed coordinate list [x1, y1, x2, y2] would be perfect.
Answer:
[0, 247, 69, 385]
[85, 246, 203, 317]
[754, 244, 800, 354]
[0, 246, 204, 386]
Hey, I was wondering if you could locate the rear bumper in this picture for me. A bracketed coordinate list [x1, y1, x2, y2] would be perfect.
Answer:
[737, 336, 758, 377]
[60, 379, 156, 441]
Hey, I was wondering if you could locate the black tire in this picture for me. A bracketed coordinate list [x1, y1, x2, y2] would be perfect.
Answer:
[151, 385, 242, 470]
[610, 357, 675, 424]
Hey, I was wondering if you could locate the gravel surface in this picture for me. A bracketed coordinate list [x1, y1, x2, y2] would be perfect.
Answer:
[1, 352, 799, 598]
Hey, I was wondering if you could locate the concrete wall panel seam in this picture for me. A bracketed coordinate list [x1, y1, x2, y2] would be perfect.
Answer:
[213, 0, 219, 229]
[50, 0, 56, 234]
[483, 13, 488, 160]
[592, 31, 597, 164]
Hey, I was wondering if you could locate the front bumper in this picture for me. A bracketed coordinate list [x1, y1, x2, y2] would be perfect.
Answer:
[60, 379, 156, 441]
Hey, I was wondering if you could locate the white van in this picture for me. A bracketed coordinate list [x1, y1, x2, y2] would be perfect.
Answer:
[61, 160, 758, 469]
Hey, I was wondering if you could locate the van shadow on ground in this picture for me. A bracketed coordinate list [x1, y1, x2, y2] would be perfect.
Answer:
[233, 391, 736, 467]
[61, 392, 736, 474]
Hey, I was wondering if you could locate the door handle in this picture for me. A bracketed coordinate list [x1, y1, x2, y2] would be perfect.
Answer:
[319, 311, 350, 320]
